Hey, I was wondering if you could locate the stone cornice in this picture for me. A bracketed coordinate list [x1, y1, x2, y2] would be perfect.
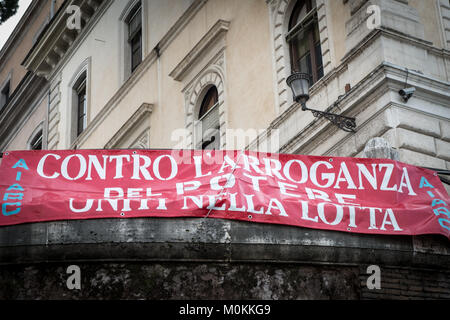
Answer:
[382, 62, 450, 98]
[342, 28, 449, 68]
[22, 0, 106, 79]
[104, 103, 153, 149]
[278, 62, 450, 155]
[1, 217, 449, 268]
[169, 19, 230, 81]
[0, 0, 43, 70]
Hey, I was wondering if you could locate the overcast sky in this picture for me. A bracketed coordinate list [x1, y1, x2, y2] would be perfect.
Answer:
[0, 0, 33, 51]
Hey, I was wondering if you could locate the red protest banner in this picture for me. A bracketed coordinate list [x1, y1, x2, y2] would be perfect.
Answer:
[0, 149, 449, 239]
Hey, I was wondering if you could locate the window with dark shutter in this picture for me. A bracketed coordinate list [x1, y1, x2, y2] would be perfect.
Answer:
[30, 130, 43, 150]
[127, 4, 142, 73]
[198, 86, 220, 150]
[75, 78, 87, 136]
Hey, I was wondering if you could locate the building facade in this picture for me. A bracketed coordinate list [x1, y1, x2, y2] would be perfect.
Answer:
[0, 0, 65, 154]
[0, 0, 449, 299]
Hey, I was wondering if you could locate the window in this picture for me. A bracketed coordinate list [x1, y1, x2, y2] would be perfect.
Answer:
[183, 67, 226, 150]
[197, 86, 220, 150]
[28, 123, 44, 150]
[75, 75, 87, 137]
[68, 58, 91, 146]
[127, 3, 142, 73]
[0, 80, 10, 111]
[287, 0, 323, 85]
[29, 130, 43, 150]
[119, 0, 147, 82]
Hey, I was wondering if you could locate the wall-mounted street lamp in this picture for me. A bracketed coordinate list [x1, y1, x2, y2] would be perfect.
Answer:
[286, 72, 357, 133]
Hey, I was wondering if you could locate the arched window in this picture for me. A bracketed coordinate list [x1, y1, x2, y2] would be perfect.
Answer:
[197, 86, 220, 150]
[199, 86, 218, 118]
[29, 129, 43, 150]
[287, 0, 323, 85]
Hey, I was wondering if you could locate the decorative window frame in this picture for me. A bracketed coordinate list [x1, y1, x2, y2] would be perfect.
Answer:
[118, 0, 148, 83]
[67, 57, 91, 148]
[267, 0, 333, 112]
[27, 121, 45, 150]
[187, 66, 226, 149]
[169, 20, 230, 149]
[130, 130, 150, 149]
[104, 102, 153, 149]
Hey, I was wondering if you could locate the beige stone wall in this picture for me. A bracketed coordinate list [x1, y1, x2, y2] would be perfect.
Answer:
[329, 0, 351, 67]
[51, 0, 276, 150]
[4, 94, 47, 150]
[0, 0, 53, 93]
[250, 0, 449, 179]
[51, 0, 191, 149]
[409, 0, 444, 48]
[11, 0, 448, 163]
[0, 0, 66, 153]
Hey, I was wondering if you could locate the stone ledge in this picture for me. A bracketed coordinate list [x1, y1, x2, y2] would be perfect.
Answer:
[0, 218, 448, 268]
